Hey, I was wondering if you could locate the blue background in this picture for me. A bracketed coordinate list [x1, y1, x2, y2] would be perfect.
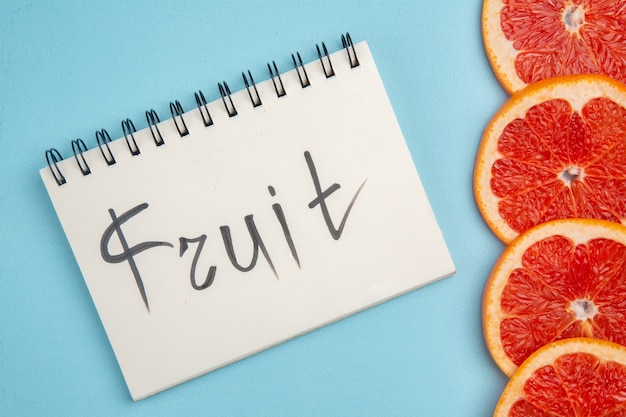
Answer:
[0, 1, 511, 415]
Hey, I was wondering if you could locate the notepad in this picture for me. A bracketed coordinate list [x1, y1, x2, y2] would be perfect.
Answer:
[40, 34, 455, 400]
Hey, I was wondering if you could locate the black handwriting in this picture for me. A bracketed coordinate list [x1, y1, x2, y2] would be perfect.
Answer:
[304, 151, 367, 240]
[179, 235, 217, 290]
[99, 151, 367, 312]
[100, 203, 174, 311]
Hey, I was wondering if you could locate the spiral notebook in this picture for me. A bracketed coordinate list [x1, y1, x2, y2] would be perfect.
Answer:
[40, 34, 455, 400]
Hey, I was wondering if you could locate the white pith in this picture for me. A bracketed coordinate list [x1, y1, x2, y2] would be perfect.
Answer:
[570, 298, 598, 321]
[563, 3, 586, 35]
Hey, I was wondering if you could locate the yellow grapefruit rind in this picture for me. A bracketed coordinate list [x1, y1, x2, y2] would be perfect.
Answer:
[483, 218, 626, 377]
[474, 74, 626, 244]
[493, 337, 626, 417]
[482, 0, 524, 94]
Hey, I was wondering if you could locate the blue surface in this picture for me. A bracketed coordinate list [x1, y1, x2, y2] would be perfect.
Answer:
[0, 1, 511, 415]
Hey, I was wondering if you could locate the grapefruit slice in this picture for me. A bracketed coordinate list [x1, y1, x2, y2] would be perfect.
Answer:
[493, 338, 626, 417]
[474, 74, 626, 243]
[482, 0, 626, 94]
[483, 218, 626, 377]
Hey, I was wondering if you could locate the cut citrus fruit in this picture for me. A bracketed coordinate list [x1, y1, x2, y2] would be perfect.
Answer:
[482, 0, 626, 94]
[483, 218, 626, 377]
[474, 74, 626, 243]
[493, 338, 626, 417]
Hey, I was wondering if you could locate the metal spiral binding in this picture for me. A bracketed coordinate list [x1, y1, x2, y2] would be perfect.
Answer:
[218, 82, 238, 117]
[121, 118, 140, 156]
[146, 109, 166, 145]
[292, 52, 310, 88]
[341, 33, 360, 68]
[45, 32, 359, 186]
[316, 42, 335, 78]
[242, 70, 262, 108]
[45, 148, 66, 186]
[267, 61, 286, 97]
[96, 129, 116, 166]
[71, 138, 91, 175]
[194, 90, 214, 127]
[169, 101, 189, 137]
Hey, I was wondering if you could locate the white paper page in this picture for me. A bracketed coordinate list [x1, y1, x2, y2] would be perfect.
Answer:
[40, 41, 455, 400]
